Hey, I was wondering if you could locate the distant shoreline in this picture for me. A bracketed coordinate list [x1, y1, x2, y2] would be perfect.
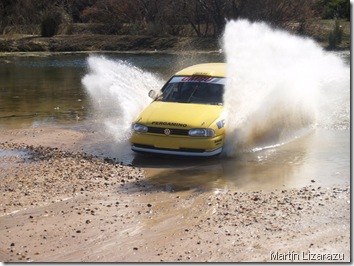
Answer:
[0, 35, 222, 55]
[0, 38, 349, 59]
[0, 49, 225, 58]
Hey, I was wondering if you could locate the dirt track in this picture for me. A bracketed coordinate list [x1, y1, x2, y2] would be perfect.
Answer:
[0, 128, 350, 262]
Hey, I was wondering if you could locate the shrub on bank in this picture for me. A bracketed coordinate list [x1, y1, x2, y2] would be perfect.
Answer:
[0, 39, 12, 52]
[328, 19, 343, 49]
[40, 13, 61, 37]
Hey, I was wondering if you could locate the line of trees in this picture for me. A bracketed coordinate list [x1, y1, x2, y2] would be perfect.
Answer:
[0, 0, 350, 37]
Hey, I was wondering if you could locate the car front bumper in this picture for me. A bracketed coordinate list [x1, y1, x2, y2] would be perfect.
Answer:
[131, 144, 223, 157]
[130, 133, 224, 157]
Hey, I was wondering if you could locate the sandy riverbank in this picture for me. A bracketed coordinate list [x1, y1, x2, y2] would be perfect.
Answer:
[0, 127, 350, 262]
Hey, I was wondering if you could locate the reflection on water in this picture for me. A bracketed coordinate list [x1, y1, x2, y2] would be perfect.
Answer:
[0, 55, 87, 128]
[138, 129, 349, 192]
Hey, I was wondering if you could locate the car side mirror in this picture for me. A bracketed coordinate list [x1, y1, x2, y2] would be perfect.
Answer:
[148, 90, 158, 99]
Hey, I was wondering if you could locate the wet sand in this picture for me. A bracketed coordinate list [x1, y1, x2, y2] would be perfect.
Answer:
[0, 127, 350, 262]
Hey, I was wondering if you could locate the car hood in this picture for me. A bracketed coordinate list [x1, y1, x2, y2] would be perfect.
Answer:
[135, 101, 223, 129]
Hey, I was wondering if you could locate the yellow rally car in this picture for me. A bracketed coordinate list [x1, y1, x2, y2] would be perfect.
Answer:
[130, 63, 226, 157]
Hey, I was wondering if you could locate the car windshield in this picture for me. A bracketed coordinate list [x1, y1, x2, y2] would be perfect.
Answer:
[159, 76, 225, 105]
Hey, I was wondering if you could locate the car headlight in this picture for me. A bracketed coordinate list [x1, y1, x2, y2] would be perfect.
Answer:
[132, 123, 148, 133]
[188, 128, 215, 137]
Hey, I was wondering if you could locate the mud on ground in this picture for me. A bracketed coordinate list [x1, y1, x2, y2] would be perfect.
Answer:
[0, 128, 350, 262]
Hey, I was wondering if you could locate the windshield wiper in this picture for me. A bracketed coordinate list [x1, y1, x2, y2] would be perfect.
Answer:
[186, 86, 199, 103]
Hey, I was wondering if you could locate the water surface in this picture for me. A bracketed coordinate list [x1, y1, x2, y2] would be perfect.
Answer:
[0, 50, 350, 192]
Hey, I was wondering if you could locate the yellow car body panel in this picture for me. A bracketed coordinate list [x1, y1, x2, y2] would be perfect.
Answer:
[175, 63, 226, 77]
[135, 101, 223, 129]
[130, 63, 226, 157]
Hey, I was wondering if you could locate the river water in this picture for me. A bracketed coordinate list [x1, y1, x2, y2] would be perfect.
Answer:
[0, 52, 222, 128]
[0, 49, 350, 192]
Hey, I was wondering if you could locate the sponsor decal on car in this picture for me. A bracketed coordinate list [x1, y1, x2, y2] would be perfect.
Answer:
[181, 76, 215, 82]
[152, 121, 188, 127]
[216, 119, 225, 129]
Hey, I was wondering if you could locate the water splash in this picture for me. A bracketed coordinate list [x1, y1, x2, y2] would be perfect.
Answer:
[82, 28, 349, 158]
[82, 55, 164, 142]
[222, 19, 349, 156]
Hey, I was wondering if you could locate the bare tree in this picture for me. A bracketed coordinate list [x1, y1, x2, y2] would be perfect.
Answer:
[179, 0, 210, 37]
[0, 0, 324, 37]
[240, 0, 316, 33]
[81, 0, 142, 34]
[180, 0, 246, 37]
[0, 0, 48, 34]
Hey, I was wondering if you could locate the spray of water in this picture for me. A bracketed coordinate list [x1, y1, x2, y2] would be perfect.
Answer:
[82, 22, 349, 158]
[222, 19, 349, 156]
[82, 55, 164, 142]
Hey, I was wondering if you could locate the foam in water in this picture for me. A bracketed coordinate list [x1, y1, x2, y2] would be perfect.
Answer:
[222, 19, 349, 156]
[82, 56, 164, 142]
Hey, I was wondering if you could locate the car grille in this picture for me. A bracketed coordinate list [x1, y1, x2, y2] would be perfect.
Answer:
[147, 127, 189, 136]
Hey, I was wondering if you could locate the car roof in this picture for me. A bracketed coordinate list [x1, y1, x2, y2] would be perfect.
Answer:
[175, 63, 226, 78]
